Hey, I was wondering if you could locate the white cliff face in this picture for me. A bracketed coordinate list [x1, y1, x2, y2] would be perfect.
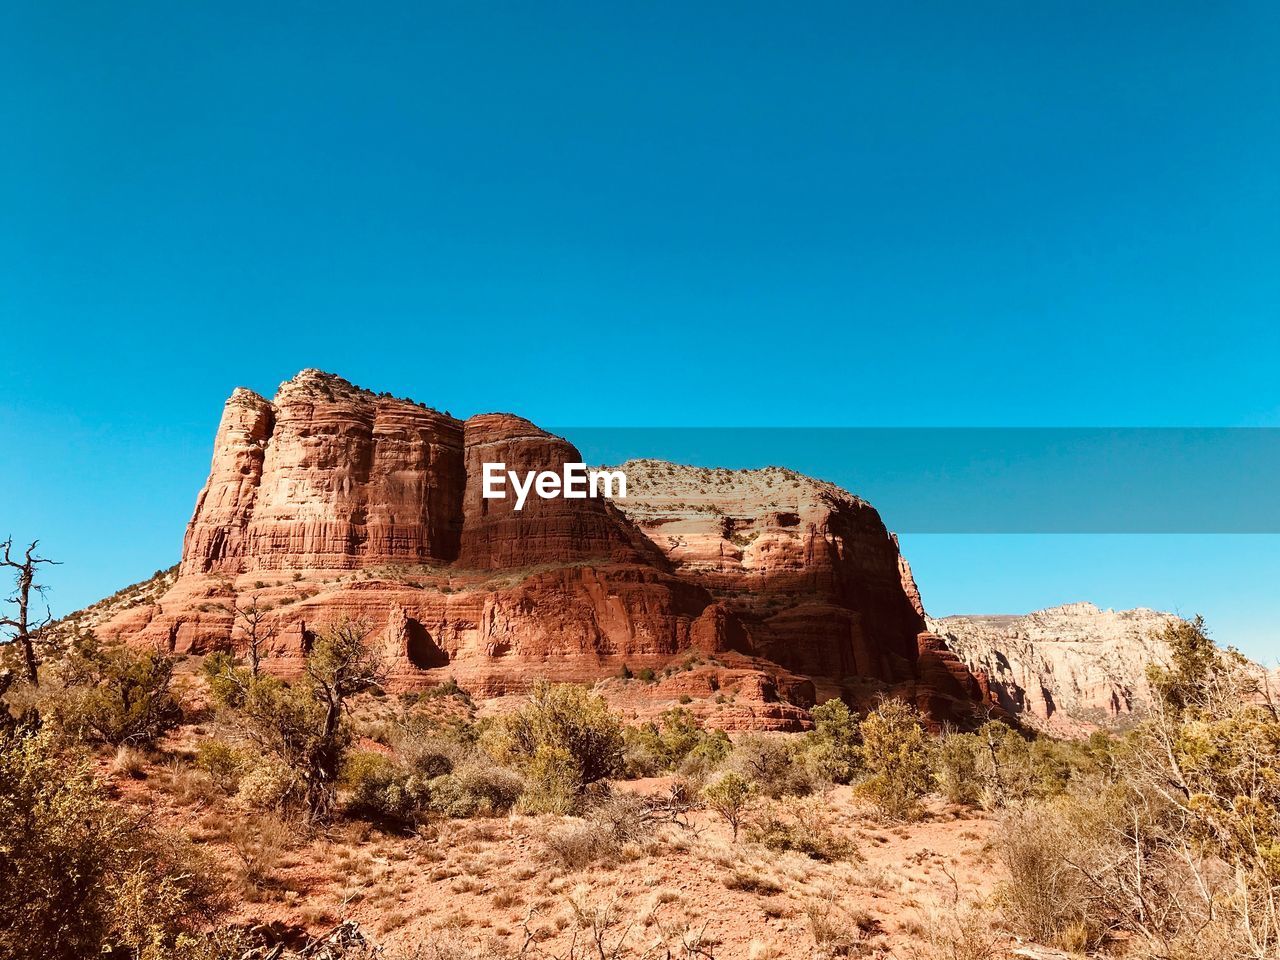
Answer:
[928, 602, 1183, 733]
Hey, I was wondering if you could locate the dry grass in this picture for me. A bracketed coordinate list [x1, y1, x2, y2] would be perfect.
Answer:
[83, 709, 1006, 960]
[229, 814, 292, 895]
[108, 744, 147, 778]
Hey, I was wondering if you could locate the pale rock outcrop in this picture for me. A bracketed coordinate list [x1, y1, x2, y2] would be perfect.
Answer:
[929, 602, 1184, 733]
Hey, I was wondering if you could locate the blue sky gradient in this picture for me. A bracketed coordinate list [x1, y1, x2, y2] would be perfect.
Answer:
[2, 2, 1278, 660]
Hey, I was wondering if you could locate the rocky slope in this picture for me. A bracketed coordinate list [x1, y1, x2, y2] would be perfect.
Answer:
[929, 602, 1184, 733]
[89, 369, 995, 730]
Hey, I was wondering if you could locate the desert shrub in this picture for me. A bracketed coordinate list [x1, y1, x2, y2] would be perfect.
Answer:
[621, 708, 730, 779]
[910, 896, 1003, 960]
[368, 700, 477, 784]
[702, 771, 756, 840]
[54, 637, 182, 747]
[542, 793, 652, 869]
[805, 892, 874, 957]
[984, 618, 1280, 958]
[801, 698, 862, 785]
[200, 652, 247, 709]
[236, 755, 299, 812]
[110, 744, 147, 778]
[723, 867, 783, 894]
[341, 750, 429, 825]
[487, 682, 623, 804]
[0, 729, 226, 960]
[398, 736, 458, 780]
[934, 731, 982, 806]
[730, 733, 814, 797]
[517, 744, 582, 814]
[587, 791, 654, 845]
[424, 774, 476, 818]
[195, 738, 249, 794]
[995, 802, 1098, 949]
[855, 699, 933, 820]
[976, 722, 1082, 806]
[745, 796, 856, 861]
[148, 927, 263, 960]
[212, 618, 385, 821]
[542, 817, 618, 870]
[620, 726, 662, 778]
[994, 732, 1266, 956]
[1147, 614, 1222, 716]
[227, 815, 291, 891]
[146, 928, 264, 960]
[462, 760, 525, 811]
[679, 727, 732, 778]
[428, 760, 525, 818]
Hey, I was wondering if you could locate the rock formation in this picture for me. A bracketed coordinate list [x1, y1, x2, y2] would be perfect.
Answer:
[91, 369, 996, 730]
[929, 602, 1185, 734]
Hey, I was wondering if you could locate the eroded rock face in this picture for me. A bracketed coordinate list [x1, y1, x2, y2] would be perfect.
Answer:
[614, 460, 990, 720]
[189, 372, 467, 573]
[929, 602, 1185, 734]
[95, 370, 994, 729]
[459, 414, 658, 570]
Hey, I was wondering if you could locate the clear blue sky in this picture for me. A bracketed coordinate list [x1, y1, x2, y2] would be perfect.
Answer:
[2, 2, 1278, 661]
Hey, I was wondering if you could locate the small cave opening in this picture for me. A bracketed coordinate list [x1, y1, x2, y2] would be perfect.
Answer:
[405, 617, 449, 669]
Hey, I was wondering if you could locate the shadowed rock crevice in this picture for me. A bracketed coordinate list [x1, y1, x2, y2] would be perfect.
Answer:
[404, 618, 448, 669]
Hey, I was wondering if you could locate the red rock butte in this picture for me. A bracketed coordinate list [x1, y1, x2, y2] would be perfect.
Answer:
[96, 369, 997, 730]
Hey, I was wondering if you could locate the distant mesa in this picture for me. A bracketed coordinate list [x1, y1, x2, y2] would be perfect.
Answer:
[931, 602, 1231, 734]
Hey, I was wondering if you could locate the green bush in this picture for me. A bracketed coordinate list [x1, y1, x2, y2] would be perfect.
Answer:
[235, 755, 299, 812]
[855, 698, 934, 820]
[975, 721, 1091, 807]
[801, 698, 862, 784]
[194, 739, 248, 794]
[209, 618, 386, 822]
[621, 708, 731, 779]
[427, 761, 524, 818]
[934, 731, 982, 806]
[729, 733, 814, 797]
[341, 750, 428, 825]
[487, 682, 624, 802]
[0, 729, 226, 960]
[56, 638, 183, 747]
[517, 744, 582, 814]
[200, 652, 248, 709]
[745, 796, 856, 862]
[702, 771, 756, 840]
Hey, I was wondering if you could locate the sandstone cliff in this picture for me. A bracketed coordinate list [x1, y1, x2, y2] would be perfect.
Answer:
[92, 369, 995, 730]
[929, 602, 1184, 734]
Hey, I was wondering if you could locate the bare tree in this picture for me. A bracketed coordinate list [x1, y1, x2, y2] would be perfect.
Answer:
[1, 538, 58, 686]
[301, 618, 387, 820]
[305, 618, 386, 745]
[234, 592, 277, 676]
